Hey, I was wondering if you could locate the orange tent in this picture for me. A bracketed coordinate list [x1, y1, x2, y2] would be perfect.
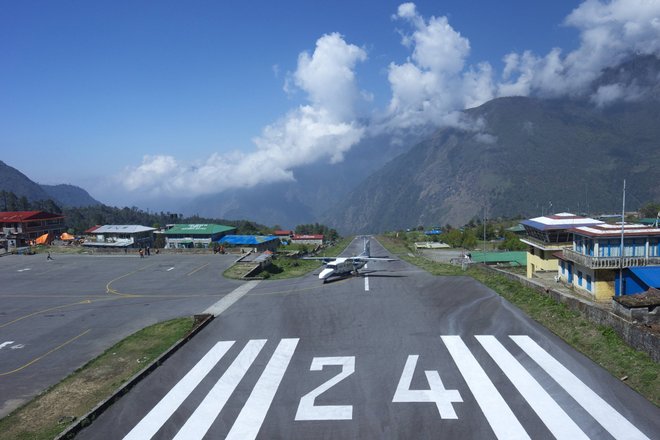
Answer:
[60, 232, 75, 241]
[35, 233, 51, 245]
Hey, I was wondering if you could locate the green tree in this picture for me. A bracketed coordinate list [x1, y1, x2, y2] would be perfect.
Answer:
[441, 229, 463, 248]
[497, 232, 527, 251]
[639, 202, 660, 219]
[462, 230, 478, 249]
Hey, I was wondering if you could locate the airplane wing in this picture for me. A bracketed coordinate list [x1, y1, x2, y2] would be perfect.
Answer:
[350, 257, 397, 262]
[301, 257, 337, 262]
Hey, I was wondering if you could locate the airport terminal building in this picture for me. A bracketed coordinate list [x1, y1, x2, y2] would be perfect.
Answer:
[163, 224, 235, 249]
[83, 225, 156, 248]
[0, 210, 66, 250]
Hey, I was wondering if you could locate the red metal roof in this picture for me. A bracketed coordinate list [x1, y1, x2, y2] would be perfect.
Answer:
[84, 225, 102, 234]
[0, 211, 64, 222]
[292, 234, 324, 240]
[274, 230, 293, 236]
[571, 223, 660, 237]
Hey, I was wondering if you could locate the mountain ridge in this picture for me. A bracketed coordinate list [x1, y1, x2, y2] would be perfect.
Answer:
[0, 160, 102, 208]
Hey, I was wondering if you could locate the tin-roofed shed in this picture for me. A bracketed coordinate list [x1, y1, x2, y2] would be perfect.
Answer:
[218, 235, 279, 253]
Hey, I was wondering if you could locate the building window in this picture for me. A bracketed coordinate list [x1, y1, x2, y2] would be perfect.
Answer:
[586, 275, 592, 291]
[560, 260, 565, 275]
[578, 271, 583, 286]
[650, 239, 659, 257]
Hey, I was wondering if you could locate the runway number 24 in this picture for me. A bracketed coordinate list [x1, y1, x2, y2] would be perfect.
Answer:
[294, 355, 462, 421]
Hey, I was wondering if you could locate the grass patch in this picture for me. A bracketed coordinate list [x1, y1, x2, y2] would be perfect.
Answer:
[378, 235, 660, 406]
[223, 262, 254, 279]
[0, 317, 196, 440]
[223, 237, 355, 281]
[264, 237, 354, 280]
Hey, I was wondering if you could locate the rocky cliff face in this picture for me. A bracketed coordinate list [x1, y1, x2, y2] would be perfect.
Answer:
[325, 95, 660, 233]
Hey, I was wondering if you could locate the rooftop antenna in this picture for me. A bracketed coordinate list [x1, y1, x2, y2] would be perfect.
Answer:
[618, 179, 626, 296]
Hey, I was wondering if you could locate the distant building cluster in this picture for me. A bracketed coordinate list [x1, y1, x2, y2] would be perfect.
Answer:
[0, 210, 325, 257]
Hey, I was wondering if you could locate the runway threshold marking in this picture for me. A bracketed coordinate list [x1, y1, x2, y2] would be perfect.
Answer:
[0, 329, 91, 376]
[186, 263, 209, 276]
[225, 338, 299, 440]
[364, 263, 369, 291]
[173, 340, 267, 439]
[442, 335, 530, 440]
[511, 335, 651, 440]
[121, 335, 652, 439]
[476, 335, 588, 440]
[123, 341, 235, 440]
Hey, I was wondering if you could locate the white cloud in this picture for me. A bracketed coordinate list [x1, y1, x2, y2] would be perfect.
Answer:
[121, 33, 367, 197]
[120, 1, 660, 199]
[498, 0, 660, 99]
[384, 4, 495, 129]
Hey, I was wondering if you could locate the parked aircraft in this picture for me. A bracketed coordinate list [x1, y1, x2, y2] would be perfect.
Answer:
[306, 237, 396, 283]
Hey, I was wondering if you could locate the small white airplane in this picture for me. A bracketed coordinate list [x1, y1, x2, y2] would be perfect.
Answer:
[306, 237, 396, 283]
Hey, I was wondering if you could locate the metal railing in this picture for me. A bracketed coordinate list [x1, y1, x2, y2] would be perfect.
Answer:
[562, 248, 660, 269]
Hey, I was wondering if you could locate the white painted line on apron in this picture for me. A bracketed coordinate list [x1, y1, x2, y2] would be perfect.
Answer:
[204, 280, 261, 317]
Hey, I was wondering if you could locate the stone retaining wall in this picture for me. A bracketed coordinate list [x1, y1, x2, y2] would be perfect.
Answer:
[487, 266, 660, 363]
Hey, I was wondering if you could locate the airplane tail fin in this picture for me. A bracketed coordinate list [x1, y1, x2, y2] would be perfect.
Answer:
[360, 237, 371, 258]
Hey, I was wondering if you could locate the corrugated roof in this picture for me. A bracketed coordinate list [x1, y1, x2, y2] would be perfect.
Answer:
[292, 234, 324, 240]
[629, 267, 660, 288]
[218, 235, 279, 245]
[0, 211, 64, 222]
[470, 251, 527, 266]
[164, 224, 235, 235]
[572, 223, 660, 237]
[93, 225, 156, 234]
[521, 213, 603, 231]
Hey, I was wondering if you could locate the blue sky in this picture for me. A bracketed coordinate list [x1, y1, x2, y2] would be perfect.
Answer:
[2, 1, 658, 208]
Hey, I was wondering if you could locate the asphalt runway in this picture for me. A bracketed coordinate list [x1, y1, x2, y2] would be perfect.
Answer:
[0, 251, 245, 417]
[76, 238, 660, 439]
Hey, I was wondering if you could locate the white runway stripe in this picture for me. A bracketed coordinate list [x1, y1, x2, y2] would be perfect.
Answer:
[225, 338, 299, 440]
[123, 340, 234, 440]
[204, 280, 260, 316]
[476, 336, 588, 440]
[511, 336, 651, 440]
[442, 336, 530, 440]
[173, 339, 267, 440]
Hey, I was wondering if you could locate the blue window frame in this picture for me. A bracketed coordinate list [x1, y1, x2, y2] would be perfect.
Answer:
[560, 260, 565, 275]
[578, 271, 583, 287]
[586, 275, 592, 291]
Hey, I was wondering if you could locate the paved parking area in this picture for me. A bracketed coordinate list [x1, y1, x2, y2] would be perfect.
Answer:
[0, 252, 244, 417]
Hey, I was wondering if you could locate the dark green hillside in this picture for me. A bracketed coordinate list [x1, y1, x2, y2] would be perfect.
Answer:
[41, 184, 101, 207]
[0, 160, 51, 202]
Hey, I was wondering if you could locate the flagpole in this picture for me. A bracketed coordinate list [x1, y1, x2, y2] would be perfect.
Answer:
[618, 179, 625, 296]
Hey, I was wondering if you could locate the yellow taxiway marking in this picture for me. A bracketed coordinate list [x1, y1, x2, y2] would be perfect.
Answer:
[0, 329, 91, 376]
[0, 300, 99, 329]
[106, 263, 156, 297]
[186, 263, 209, 276]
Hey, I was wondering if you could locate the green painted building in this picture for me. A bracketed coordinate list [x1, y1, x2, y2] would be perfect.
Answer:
[163, 224, 235, 249]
